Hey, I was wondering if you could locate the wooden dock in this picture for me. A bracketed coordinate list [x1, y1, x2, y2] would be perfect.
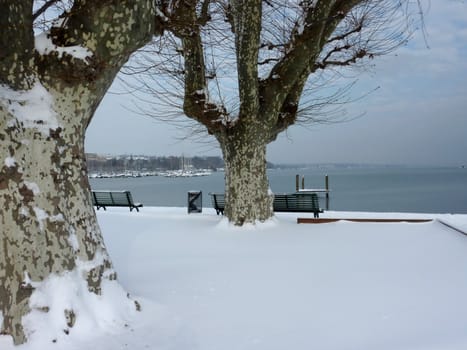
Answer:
[297, 218, 433, 224]
[297, 218, 467, 237]
[296, 174, 330, 210]
[296, 174, 330, 194]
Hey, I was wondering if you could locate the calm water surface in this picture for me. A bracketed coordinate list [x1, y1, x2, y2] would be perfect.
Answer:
[89, 167, 467, 214]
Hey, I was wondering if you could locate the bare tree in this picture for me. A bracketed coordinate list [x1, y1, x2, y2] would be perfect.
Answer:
[125, 0, 422, 225]
[0, 0, 163, 344]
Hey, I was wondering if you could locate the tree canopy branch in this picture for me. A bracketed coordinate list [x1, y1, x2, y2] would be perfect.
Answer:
[33, 0, 158, 89]
[0, 0, 35, 89]
[230, 0, 262, 119]
[259, 0, 364, 124]
[168, 0, 226, 133]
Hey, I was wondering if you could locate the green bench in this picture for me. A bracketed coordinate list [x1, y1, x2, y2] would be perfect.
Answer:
[210, 192, 226, 215]
[209, 192, 323, 218]
[91, 190, 143, 212]
[273, 193, 323, 218]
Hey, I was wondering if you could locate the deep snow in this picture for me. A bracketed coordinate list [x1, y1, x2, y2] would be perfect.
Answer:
[2, 207, 467, 350]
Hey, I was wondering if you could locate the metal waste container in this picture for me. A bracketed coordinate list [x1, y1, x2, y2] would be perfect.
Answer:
[188, 191, 202, 213]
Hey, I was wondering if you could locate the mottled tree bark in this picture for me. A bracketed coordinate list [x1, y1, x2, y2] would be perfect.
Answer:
[0, 85, 110, 342]
[219, 123, 274, 225]
[0, 0, 160, 344]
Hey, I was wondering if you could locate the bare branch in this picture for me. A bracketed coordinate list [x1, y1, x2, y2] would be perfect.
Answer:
[258, 57, 280, 65]
[316, 48, 368, 70]
[327, 21, 363, 44]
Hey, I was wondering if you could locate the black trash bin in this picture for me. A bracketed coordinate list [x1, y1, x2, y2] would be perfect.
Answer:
[188, 191, 202, 213]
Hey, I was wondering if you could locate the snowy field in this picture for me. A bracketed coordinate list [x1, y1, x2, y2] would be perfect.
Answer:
[3, 207, 467, 350]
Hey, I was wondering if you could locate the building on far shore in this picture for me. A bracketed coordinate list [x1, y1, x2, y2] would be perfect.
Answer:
[85, 153, 224, 174]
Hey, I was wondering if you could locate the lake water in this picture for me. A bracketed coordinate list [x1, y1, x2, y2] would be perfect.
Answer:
[89, 166, 467, 214]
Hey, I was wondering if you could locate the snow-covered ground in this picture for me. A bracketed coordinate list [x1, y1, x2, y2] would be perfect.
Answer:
[3, 207, 467, 350]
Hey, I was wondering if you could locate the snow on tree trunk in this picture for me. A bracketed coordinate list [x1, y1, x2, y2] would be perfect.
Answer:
[220, 126, 274, 225]
[0, 81, 122, 344]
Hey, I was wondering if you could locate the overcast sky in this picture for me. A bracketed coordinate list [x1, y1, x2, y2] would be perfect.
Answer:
[85, 1, 467, 166]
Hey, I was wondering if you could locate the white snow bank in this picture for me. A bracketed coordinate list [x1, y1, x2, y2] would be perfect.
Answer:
[1, 82, 59, 134]
[2, 207, 467, 350]
[22, 272, 134, 345]
[7, 259, 138, 350]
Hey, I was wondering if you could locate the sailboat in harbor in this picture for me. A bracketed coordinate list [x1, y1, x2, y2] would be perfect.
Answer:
[161, 155, 212, 177]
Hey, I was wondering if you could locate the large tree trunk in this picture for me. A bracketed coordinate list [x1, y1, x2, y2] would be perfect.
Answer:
[0, 82, 117, 344]
[219, 124, 274, 225]
[0, 0, 160, 344]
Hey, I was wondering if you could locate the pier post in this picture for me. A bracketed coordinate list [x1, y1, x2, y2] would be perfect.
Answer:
[325, 175, 329, 210]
